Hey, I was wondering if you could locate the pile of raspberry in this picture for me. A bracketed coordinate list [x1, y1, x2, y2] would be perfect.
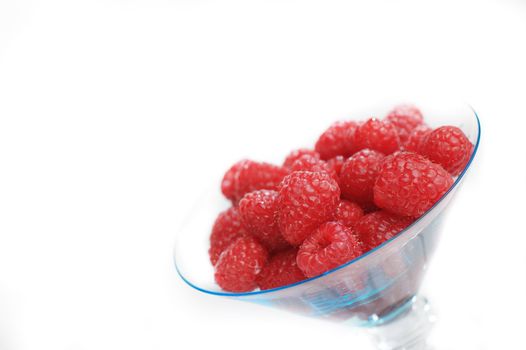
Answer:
[209, 105, 473, 292]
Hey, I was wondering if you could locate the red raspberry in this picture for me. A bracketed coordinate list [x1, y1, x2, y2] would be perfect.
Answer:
[421, 126, 473, 176]
[214, 236, 268, 292]
[385, 105, 424, 144]
[374, 152, 454, 217]
[209, 207, 248, 265]
[315, 121, 359, 160]
[326, 155, 345, 178]
[221, 160, 289, 203]
[220, 161, 243, 201]
[354, 118, 400, 154]
[277, 171, 340, 246]
[404, 124, 431, 153]
[256, 249, 306, 290]
[353, 211, 414, 251]
[334, 200, 364, 228]
[283, 149, 320, 169]
[238, 190, 289, 252]
[339, 149, 385, 205]
[297, 222, 364, 278]
[290, 154, 339, 183]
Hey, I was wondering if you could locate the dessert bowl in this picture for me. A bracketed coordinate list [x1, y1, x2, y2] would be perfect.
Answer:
[174, 100, 480, 349]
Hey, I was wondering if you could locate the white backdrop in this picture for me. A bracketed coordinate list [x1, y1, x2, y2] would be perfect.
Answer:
[0, 0, 525, 349]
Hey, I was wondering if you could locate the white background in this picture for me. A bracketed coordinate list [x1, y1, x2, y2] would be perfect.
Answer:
[0, 0, 525, 349]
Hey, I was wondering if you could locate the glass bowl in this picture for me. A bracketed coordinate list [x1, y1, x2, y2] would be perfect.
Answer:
[174, 99, 480, 349]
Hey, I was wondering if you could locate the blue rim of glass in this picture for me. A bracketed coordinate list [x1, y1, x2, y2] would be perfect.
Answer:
[175, 107, 481, 297]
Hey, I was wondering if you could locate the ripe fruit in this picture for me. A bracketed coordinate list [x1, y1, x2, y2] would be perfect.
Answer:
[339, 149, 385, 205]
[209, 207, 248, 265]
[214, 236, 268, 292]
[354, 118, 400, 154]
[353, 211, 414, 251]
[221, 160, 288, 203]
[277, 171, 340, 246]
[257, 249, 306, 290]
[297, 222, 364, 278]
[374, 152, 454, 217]
[238, 190, 289, 252]
[283, 149, 320, 169]
[315, 121, 359, 160]
[220, 161, 244, 201]
[210, 104, 470, 292]
[385, 105, 424, 144]
[404, 125, 432, 153]
[326, 155, 345, 178]
[290, 154, 339, 183]
[334, 200, 364, 228]
[421, 126, 473, 176]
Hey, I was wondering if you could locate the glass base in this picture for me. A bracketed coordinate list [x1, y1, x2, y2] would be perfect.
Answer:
[368, 295, 436, 350]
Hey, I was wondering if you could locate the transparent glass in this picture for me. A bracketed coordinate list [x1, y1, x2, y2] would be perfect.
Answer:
[174, 99, 480, 349]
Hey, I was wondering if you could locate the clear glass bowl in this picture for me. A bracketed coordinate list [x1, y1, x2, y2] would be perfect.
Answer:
[174, 99, 480, 348]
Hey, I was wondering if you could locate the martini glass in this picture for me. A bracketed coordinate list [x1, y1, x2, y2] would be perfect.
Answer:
[174, 101, 481, 349]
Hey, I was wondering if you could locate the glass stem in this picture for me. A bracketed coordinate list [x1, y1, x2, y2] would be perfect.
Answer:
[368, 295, 436, 350]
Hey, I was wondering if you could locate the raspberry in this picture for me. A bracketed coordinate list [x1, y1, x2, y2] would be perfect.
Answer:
[256, 249, 306, 290]
[214, 236, 268, 292]
[421, 126, 473, 176]
[373, 152, 454, 217]
[339, 149, 385, 205]
[238, 190, 289, 252]
[220, 161, 243, 201]
[353, 211, 414, 251]
[277, 171, 340, 246]
[296, 222, 364, 278]
[315, 121, 359, 160]
[385, 105, 424, 144]
[221, 160, 289, 203]
[290, 154, 339, 183]
[334, 200, 364, 228]
[283, 149, 320, 169]
[326, 155, 345, 178]
[209, 207, 249, 265]
[354, 118, 400, 154]
[213, 105, 471, 292]
[404, 124, 431, 153]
